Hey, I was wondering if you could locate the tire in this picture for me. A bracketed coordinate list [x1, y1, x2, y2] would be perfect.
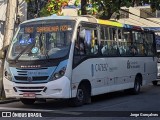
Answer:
[131, 76, 141, 95]
[152, 81, 158, 86]
[20, 98, 35, 105]
[69, 84, 91, 107]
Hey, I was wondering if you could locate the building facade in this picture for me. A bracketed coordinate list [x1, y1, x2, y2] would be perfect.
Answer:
[116, 6, 160, 28]
[114, 6, 160, 50]
[0, 0, 27, 50]
[0, 0, 7, 50]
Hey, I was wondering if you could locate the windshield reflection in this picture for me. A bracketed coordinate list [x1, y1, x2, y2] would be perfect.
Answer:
[7, 20, 75, 61]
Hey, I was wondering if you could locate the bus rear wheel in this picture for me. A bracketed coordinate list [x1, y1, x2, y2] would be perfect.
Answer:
[20, 98, 35, 105]
[152, 81, 158, 86]
[131, 76, 141, 94]
[69, 84, 91, 107]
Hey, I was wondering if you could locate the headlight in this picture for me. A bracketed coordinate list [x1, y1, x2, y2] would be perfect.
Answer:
[4, 70, 12, 81]
[49, 67, 66, 81]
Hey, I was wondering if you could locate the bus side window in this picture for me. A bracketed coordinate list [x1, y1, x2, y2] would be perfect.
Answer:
[100, 26, 107, 55]
[100, 26, 109, 55]
[108, 28, 118, 56]
[146, 33, 154, 56]
[132, 31, 145, 56]
[82, 28, 98, 55]
[73, 28, 86, 66]
[74, 28, 85, 55]
[75, 39, 85, 55]
[74, 24, 99, 60]
[122, 29, 132, 55]
[91, 30, 98, 54]
[118, 29, 126, 55]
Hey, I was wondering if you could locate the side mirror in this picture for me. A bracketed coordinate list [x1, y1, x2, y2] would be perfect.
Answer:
[0, 50, 5, 59]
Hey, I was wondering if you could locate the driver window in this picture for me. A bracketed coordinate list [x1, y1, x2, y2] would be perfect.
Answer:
[75, 27, 98, 55]
[73, 24, 98, 67]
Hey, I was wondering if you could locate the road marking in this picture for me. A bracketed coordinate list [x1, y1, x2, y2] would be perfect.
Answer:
[0, 107, 82, 115]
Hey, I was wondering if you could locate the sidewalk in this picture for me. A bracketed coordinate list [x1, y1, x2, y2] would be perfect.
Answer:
[0, 98, 19, 104]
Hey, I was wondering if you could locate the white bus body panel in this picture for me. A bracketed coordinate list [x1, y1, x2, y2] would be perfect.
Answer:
[71, 57, 157, 97]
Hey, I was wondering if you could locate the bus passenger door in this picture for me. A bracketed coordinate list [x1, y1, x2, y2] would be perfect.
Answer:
[72, 23, 102, 96]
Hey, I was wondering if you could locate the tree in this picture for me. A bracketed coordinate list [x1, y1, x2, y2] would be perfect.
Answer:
[39, 0, 69, 16]
[0, 0, 18, 98]
[26, 0, 160, 19]
[81, 0, 87, 15]
[79, 0, 160, 19]
[25, 0, 48, 19]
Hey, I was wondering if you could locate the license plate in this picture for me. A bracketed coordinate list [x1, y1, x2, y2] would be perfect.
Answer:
[23, 93, 35, 98]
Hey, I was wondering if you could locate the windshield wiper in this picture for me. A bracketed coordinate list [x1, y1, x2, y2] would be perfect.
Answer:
[14, 42, 35, 62]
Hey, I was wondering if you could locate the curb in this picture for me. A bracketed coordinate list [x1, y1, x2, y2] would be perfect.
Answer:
[0, 99, 19, 104]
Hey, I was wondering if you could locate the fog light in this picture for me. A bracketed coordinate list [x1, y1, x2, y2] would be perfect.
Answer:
[5, 89, 12, 93]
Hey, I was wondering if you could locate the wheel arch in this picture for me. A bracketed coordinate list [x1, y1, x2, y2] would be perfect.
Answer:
[78, 79, 92, 95]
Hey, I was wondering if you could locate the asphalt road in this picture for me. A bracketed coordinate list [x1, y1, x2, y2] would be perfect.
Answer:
[0, 84, 160, 120]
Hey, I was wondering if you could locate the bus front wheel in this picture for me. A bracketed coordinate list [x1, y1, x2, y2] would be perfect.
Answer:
[20, 98, 35, 105]
[69, 84, 91, 107]
[152, 81, 158, 86]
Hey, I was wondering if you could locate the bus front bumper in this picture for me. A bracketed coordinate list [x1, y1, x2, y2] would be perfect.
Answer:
[3, 76, 71, 99]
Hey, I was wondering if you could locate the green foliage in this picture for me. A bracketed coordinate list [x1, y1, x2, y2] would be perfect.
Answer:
[39, 6, 51, 17]
[24, 0, 30, 2]
[25, 0, 34, 2]
[40, 0, 69, 16]
[26, 0, 160, 19]
[83, 0, 160, 19]
[74, 0, 80, 6]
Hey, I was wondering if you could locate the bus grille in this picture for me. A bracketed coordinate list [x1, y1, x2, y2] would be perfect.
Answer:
[14, 76, 49, 81]
[13, 68, 50, 83]
[16, 86, 45, 93]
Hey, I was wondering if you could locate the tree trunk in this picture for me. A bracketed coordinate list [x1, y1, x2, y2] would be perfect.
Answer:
[81, 0, 87, 15]
[3, 0, 17, 49]
[0, 0, 17, 98]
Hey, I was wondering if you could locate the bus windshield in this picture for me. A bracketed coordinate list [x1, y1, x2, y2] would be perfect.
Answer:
[7, 20, 75, 61]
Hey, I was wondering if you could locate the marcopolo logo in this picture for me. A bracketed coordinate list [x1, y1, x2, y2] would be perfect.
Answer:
[27, 77, 33, 83]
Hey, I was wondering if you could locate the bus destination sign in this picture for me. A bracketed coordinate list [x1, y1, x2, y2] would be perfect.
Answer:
[25, 25, 70, 33]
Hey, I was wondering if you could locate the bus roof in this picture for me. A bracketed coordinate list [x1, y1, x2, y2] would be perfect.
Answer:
[97, 19, 123, 27]
[21, 15, 90, 24]
[21, 15, 151, 31]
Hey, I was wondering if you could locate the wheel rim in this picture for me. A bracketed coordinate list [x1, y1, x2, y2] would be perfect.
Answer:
[77, 88, 84, 102]
[135, 81, 140, 92]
